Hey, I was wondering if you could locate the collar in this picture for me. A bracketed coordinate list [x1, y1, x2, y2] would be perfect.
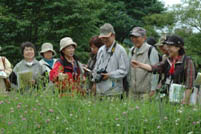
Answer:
[134, 42, 149, 55]
[104, 40, 116, 53]
[167, 55, 185, 65]
[23, 59, 38, 67]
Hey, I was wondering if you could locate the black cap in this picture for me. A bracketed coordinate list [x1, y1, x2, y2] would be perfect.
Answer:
[164, 35, 184, 47]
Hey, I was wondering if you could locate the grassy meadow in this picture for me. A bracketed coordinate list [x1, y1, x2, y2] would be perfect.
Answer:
[0, 89, 201, 134]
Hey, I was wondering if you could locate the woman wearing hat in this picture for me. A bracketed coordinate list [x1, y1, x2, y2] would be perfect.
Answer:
[39, 43, 57, 74]
[0, 46, 12, 93]
[131, 35, 196, 104]
[50, 37, 84, 93]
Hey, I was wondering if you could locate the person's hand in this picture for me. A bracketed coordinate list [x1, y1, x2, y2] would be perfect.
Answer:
[29, 80, 35, 86]
[101, 73, 109, 80]
[149, 90, 155, 97]
[181, 99, 188, 105]
[58, 73, 68, 81]
[131, 60, 140, 68]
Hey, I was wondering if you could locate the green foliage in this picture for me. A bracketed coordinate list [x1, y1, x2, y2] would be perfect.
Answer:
[173, 0, 201, 32]
[0, 0, 167, 64]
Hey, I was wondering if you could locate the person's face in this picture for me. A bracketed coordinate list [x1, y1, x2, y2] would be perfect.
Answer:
[130, 36, 146, 48]
[159, 44, 169, 55]
[23, 47, 35, 60]
[100, 34, 115, 48]
[43, 51, 53, 60]
[168, 45, 180, 58]
[62, 45, 75, 58]
[90, 44, 99, 55]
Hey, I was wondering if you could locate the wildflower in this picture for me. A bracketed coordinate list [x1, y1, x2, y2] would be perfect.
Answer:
[49, 109, 54, 113]
[36, 124, 41, 129]
[17, 104, 21, 109]
[32, 108, 37, 111]
[56, 116, 60, 120]
[0, 101, 4, 104]
[8, 121, 12, 125]
[116, 124, 120, 127]
[115, 118, 119, 121]
[187, 131, 193, 134]
[175, 118, 180, 123]
[157, 126, 160, 129]
[144, 119, 148, 122]
[164, 116, 168, 120]
[10, 107, 14, 113]
[22, 117, 26, 121]
[193, 108, 197, 112]
[70, 114, 73, 117]
[46, 119, 50, 123]
[24, 111, 28, 114]
[192, 122, 197, 125]
[135, 106, 140, 110]
[122, 112, 127, 115]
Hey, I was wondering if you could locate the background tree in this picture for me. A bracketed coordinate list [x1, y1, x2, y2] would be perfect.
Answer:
[0, 0, 168, 65]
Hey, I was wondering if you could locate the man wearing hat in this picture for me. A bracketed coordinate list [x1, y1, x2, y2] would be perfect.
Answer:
[39, 43, 57, 74]
[93, 23, 129, 97]
[128, 27, 159, 100]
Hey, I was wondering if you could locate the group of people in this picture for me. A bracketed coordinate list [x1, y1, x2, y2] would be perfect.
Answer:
[0, 23, 199, 104]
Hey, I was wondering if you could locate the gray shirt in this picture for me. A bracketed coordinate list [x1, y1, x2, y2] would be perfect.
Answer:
[94, 41, 129, 96]
[12, 59, 46, 89]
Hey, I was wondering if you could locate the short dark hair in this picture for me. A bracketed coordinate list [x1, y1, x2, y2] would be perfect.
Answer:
[21, 41, 36, 55]
[89, 36, 104, 48]
[147, 37, 157, 46]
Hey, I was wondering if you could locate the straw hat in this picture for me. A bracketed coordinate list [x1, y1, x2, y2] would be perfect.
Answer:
[40, 43, 56, 56]
[60, 37, 77, 51]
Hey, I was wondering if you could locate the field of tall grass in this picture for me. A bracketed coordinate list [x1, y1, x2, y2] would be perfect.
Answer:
[0, 90, 201, 134]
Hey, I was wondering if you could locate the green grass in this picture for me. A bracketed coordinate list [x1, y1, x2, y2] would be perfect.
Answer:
[0, 90, 200, 134]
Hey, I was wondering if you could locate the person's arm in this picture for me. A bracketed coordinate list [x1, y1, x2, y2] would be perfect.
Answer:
[4, 57, 12, 77]
[182, 58, 196, 104]
[131, 60, 152, 71]
[49, 62, 64, 82]
[149, 48, 159, 95]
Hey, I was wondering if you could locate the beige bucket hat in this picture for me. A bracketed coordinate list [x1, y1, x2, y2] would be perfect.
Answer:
[60, 37, 77, 51]
[40, 43, 56, 56]
[156, 35, 168, 47]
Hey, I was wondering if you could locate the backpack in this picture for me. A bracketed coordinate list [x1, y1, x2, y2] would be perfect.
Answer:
[131, 46, 162, 84]
[131, 46, 162, 62]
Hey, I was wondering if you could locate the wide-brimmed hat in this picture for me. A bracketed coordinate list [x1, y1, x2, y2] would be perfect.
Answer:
[130, 27, 146, 37]
[40, 43, 56, 56]
[99, 23, 115, 38]
[60, 37, 77, 51]
[156, 35, 169, 47]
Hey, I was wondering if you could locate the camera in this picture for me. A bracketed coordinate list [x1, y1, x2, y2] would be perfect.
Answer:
[94, 69, 107, 83]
